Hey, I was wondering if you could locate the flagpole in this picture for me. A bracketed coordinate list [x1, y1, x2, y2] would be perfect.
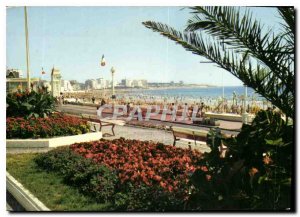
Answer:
[41, 67, 44, 87]
[24, 6, 31, 90]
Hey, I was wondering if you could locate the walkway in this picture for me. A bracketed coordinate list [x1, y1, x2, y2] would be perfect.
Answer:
[99, 124, 211, 153]
[59, 104, 242, 131]
[7, 124, 211, 154]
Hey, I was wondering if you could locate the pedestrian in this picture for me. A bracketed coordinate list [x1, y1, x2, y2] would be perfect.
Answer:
[92, 96, 95, 104]
[198, 102, 205, 117]
[60, 92, 64, 105]
[170, 103, 177, 121]
[183, 103, 191, 120]
[100, 99, 106, 106]
[127, 102, 131, 116]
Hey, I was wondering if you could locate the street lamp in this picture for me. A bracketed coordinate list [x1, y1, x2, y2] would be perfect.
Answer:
[40, 67, 45, 87]
[111, 67, 116, 99]
[242, 84, 248, 124]
[222, 70, 225, 113]
[101, 55, 106, 66]
[24, 6, 31, 90]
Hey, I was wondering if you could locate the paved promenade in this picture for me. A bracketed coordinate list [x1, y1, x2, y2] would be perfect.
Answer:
[101, 124, 211, 153]
[59, 104, 243, 131]
[7, 124, 211, 154]
[7, 104, 242, 154]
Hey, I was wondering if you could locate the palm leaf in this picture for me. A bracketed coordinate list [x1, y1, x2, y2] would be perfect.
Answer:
[143, 7, 294, 117]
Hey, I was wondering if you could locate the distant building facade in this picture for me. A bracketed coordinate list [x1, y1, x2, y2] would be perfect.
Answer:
[120, 78, 147, 88]
[96, 78, 108, 89]
[61, 80, 73, 92]
[6, 68, 39, 93]
[85, 79, 97, 90]
[70, 80, 85, 91]
[121, 79, 133, 87]
[51, 67, 62, 97]
[6, 69, 23, 78]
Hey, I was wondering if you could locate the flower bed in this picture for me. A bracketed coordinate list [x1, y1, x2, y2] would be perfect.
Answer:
[34, 138, 208, 211]
[70, 138, 207, 195]
[6, 114, 90, 139]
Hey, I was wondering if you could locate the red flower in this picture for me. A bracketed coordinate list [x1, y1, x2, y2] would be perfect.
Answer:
[69, 138, 204, 199]
[153, 175, 162, 182]
[167, 185, 173, 192]
[249, 167, 259, 177]
[160, 181, 167, 188]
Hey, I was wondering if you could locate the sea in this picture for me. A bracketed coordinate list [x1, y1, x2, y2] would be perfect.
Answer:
[127, 86, 262, 101]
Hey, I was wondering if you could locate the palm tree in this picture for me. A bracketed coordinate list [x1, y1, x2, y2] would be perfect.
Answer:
[143, 6, 294, 120]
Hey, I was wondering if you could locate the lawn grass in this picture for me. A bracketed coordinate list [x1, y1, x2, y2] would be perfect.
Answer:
[6, 153, 112, 211]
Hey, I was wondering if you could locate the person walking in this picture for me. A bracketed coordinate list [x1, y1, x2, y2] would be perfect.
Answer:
[100, 99, 106, 106]
[199, 102, 205, 117]
[127, 102, 131, 117]
[59, 92, 64, 105]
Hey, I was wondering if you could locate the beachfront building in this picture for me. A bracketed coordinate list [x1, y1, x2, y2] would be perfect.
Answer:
[96, 78, 107, 89]
[61, 80, 73, 92]
[106, 80, 111, 88]
[121, 79, 147, 88]
[70, 80, 85, 91]
[85, 79, 97, 90]
[6, 68, 40, 93]
[6, 77, 40, 93]
[132, 80, 143, 88]
[6, 68, 23, 78]
[121, 79, 133, 88]
[140, 79, 148, 88]
[51, 67, 62, 97]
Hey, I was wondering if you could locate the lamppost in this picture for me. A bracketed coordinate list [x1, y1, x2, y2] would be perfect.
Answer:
[100, 54, 105, 100]
[222, 70, 225, 113]
[101, 55, 105, 66]
[111, 67, 116, 99]
[40, 67, 45, 88]
[242, 84, 248, 124]
[24, 6, 31, 90]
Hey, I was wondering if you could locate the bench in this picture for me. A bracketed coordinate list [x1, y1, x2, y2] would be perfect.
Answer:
[170, 126, 208, 147]
[81, 114, 125, 137]
[98, 119, 125, 136]
[170, 126, 230, 157]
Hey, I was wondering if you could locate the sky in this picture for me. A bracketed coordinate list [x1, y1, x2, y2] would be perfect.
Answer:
[6, 6, 281, 86]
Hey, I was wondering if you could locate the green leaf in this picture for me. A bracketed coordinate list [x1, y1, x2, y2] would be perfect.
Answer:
[265, 138, 283, 146]
[21, 102, 33, 110]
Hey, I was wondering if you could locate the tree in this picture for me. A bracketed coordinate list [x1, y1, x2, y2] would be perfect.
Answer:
[143, 6, 294, 119]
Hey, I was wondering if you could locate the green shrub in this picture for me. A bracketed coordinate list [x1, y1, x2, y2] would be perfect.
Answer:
[186, 110, 293, 210]
[6, 89, 56, 118]
[34, 147, 118, 203]
[35, 146, 187, 211]
[114, 182, 184, 211]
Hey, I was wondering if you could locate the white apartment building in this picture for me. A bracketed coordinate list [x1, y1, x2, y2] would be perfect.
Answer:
[85, 79, 97, 90]
[61, 80, 74, 92]
[96, 78, 108, 89]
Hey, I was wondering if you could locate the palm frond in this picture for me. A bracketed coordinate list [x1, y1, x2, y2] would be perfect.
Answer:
[142, 20, 294, 118]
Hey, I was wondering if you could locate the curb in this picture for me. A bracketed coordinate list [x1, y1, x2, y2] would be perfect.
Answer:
[6, 172, 50, 211]
[6, 132, 102, 148]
